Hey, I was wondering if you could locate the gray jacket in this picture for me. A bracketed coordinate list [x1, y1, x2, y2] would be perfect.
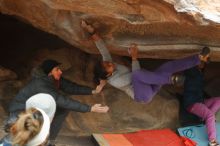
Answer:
[94, 38, 140, 99]
[9, 67, 92, 113]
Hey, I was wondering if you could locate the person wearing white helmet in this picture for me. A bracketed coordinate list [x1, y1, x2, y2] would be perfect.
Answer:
[6, 59, 109, 146]
[25, 93, 57, 146]
[1, 93, 56, 146]
[26, 93, 56, 122]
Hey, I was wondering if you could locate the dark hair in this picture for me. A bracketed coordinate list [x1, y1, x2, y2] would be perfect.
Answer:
[41, 59, 61, 75]
[200, 46, 210, 56]
[200, 46, 211, 64]
[11, 108, 44, 146]
[93, 61, 108, 85]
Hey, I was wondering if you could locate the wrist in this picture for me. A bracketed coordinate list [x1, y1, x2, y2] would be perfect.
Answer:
[91, 33, 101, 41]
[92, 89, 97, 94]
[132, 57, 137, 61]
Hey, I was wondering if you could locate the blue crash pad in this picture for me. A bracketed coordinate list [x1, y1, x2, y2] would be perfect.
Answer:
[178, 123, 220, 146]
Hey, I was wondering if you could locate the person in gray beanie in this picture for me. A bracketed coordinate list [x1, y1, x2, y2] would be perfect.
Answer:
[5, 59, 109, 146]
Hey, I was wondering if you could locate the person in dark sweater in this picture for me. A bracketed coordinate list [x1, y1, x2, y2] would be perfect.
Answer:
[183, 51, 220, 146]
[5, 59, 109, 146]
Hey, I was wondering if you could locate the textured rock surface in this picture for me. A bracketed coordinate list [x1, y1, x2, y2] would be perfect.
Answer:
[0, 66, 17, 81]
[0, 0, 220, 61]
[33, 48, 181, 134]
[0, 47, 181, 145]
[0, 4, 220, 144]
[0, 46, 219, 145]
[165, 0, 220, 24]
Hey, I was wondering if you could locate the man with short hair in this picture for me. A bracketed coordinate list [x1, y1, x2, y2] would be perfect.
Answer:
[6, 59, 109, 146]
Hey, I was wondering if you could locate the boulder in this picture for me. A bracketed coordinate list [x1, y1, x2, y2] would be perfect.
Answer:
[0, 0, 220, 60]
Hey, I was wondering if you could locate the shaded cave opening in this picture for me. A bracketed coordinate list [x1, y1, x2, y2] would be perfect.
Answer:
[0, 14, 80, 79]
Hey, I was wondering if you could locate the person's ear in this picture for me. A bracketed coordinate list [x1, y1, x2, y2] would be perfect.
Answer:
[10, 124, 17, 135]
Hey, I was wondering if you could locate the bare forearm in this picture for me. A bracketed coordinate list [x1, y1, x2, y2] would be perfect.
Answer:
[92, 34, 112, 62]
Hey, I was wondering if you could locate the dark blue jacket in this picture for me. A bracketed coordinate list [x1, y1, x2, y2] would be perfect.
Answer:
[0, 135, 12, 146]
[183, 67, 204, 108]
[9, 68, 92, 113]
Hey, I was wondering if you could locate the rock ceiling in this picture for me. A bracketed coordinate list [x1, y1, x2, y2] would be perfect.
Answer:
[0, 0, 220, 60]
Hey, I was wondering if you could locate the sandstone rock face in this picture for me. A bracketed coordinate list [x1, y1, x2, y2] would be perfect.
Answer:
[165, 0, 220, 24]
[0, 43, 219, 145]
[36, 48, 181, 137]
[0, 1, 220, 144]
[0, 66, 17, 81]
[0, 47, 181, 138]
[0, 0, 220, 61]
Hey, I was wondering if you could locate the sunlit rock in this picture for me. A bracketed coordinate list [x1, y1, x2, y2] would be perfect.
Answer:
[165, 0, 220, 24]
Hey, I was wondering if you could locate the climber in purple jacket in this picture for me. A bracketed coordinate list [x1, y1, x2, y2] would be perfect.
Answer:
[81, 20, 210, 103]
